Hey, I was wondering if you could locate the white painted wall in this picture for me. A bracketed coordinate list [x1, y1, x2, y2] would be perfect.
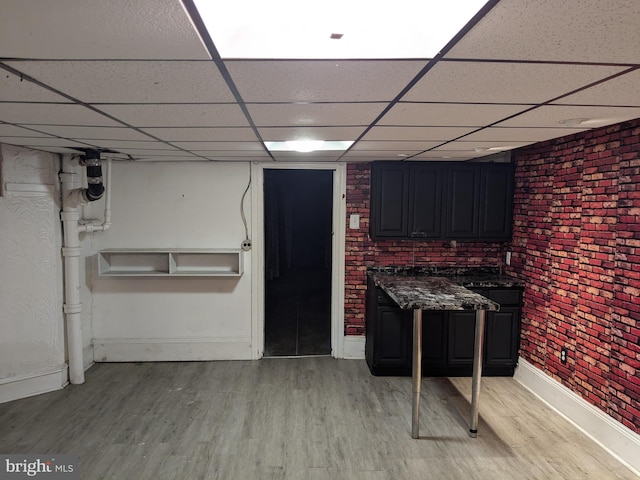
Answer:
[86, 161, 254, 361]
[0, 144, 67, 402]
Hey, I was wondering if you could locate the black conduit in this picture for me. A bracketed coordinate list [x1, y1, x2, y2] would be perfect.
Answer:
[83, 150, 105, 202]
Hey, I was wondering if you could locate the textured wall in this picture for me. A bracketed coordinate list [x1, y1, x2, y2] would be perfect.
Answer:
[508, 118, 640, 433]
[0, 145, 64, 380]
[344, 163, 509, 335]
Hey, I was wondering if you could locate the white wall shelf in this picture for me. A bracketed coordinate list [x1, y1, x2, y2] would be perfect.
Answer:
[98, 249, 243, 277]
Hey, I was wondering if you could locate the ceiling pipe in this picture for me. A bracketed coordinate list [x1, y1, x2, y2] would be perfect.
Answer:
[79, 157, 111, 233]
[59, 150, 110, 385]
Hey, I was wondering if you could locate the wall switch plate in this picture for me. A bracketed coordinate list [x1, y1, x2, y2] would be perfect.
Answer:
[506, 251, 512, 266]
[349, 214, 360, 229]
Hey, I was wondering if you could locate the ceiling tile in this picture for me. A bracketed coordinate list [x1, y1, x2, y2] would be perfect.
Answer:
[0, 137, 92, 148]
[0, 68, 72, 102]
[84, 140, 175, 150]
[141, 127, 259, 142]
[258, 126, 365, 142]
[172, 142, 265, 151]
[98, 104, 249, 128]
[403, 62, 626, 104]
[461, 127, 589, 143]
[110, 148, 197, 157]
[0, 124, 55, 137]
[271, 152, 341, 161]
[411, 150, 486, 160]
[199, 151, 271, 159]
[350, 141, 443, 152]
[1, 103, 120, 126]
[554, 70, 640, 106]
[379, 102, 531, 127]
[226, 60, 426, 102]
[447, 0, 640, 63]
[6, 61, 235, 103]
[341, 150, 423, 160]
[32, 125, 153, 141]
[0, 0, 209, 60]
[496, 105, 640, 128]
[362, 126, 475, 141]
[431, 141, 531, 152]
[246, 103, 387, 127]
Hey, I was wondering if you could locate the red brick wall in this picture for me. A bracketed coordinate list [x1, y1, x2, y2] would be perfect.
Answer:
[508, 118, 640, 433]
[344, 163, 508, 335]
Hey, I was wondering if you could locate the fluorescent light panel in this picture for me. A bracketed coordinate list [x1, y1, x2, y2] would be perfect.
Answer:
[265, 140, 354, 152]
[192, 0, 487, 59]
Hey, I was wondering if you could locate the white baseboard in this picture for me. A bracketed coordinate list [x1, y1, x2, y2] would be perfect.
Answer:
[515, 357, 640, 476]
[0, 366, 68, 404]
[93, 337, 254, 362]
[342, 335, 365, 359]
[83, 344, 94, 371]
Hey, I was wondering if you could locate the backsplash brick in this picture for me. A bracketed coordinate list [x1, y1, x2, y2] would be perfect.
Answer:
[344, 163, 508, 335]
[508, 118, 640, 434]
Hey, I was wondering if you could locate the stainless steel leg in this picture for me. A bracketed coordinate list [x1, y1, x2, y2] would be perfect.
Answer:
[469, 309, 486, 437]
[411, 309, 423, 439]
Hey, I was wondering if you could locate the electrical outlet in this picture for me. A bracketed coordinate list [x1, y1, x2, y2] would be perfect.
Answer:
[241, 239, 252, 251]
[560, 348, 567, 364]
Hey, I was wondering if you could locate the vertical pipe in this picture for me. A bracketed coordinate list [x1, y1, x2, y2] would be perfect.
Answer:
[61, 207, 84, 384]
[469, 309, 486, 437]
[411, 309, 423, 439]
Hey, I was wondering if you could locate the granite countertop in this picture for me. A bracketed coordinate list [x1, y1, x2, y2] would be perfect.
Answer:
[370, 273, 501, 311]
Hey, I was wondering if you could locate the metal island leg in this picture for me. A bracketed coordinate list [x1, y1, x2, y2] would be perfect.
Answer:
[469, 309, 486, 437]
[411, 309, 423, 439]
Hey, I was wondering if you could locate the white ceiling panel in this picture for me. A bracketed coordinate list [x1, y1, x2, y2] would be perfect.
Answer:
[0, 0, 209, 60]
[379, 102, 531, 127]
[271, 152, 341, 162]
[0, 124, 54, 137]
[226, 60, 426, 102]
[0, 137, 91, 148]
[403, 62, 626, 104]
[246, 103, 387, 127]
[6, 61, 235, 104]
[200, 151, 271, 158]
[447, 0, 640, 64]
[461, 127, 589, 143]
[362, 126, 475, 142]
[0, 103, 120, 126]
[32, 125, 153, 141]
[431, 141, 531, 152]
[141, 127, 259, 142]
[98, 104, 249, 128]
[0, 69, 71, 102]
[19, 145, 84, 155]
[412, 150, 486, 160]
[85, 140, 175, 150]
[496, 105, 640, 129]
[258, 127, 365, 142]
[350, 141, 443, 152]
[554, 70, 640, 106]
[172, 142, 265, 151]
[111, 148, 196, 157]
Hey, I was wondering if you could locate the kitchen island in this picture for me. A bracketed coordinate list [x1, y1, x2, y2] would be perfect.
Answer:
[370, 273, 500, 439]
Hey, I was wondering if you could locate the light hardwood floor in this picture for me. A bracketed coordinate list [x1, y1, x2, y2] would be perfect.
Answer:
[0, 358, 637, 479]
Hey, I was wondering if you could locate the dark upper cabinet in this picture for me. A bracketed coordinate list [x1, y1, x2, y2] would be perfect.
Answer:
[444, 164, 480, 238]
[478, 164, 515, 239]
[370, 161, 514, 241]
[409, 164, 443, 238]
[370, 163, 409, 238]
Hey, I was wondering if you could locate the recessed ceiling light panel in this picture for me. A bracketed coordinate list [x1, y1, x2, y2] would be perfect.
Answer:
[192, 0, 487, 59]
[265, 140, 354, 152]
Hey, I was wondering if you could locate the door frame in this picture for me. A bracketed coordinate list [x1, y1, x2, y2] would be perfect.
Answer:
[250, 162, 346, 359]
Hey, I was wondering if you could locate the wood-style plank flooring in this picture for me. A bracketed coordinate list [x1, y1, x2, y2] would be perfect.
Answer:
[0, 358, 637, 479]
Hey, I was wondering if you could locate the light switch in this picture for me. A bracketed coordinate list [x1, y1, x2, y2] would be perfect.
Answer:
[349, 214, 360, 229]
[506, 251, 512, 266]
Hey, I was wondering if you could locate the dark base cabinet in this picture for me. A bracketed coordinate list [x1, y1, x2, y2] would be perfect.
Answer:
[365, 278, 522, 377]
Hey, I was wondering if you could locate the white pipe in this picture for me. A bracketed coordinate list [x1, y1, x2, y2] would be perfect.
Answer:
[60, 162, 88, 385]
[78, 158, 111, 233]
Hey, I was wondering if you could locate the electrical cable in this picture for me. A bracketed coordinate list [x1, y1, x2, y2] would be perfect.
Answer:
[240, 164, 251, 242]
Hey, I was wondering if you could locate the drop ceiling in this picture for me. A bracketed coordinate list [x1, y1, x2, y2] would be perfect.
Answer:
[0, 0, 639, 163]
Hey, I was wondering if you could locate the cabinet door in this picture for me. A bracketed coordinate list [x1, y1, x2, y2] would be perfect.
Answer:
[422, 311, 447, 366]
[408, 164, 442, 238]
[484, 307, 520, 366]
[478, 164, 515, 239]
[447, 310, 477, 365]
[370, 163, 409, 238]
[376, 307, 411, 368]
[445, 164, 480, 238]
